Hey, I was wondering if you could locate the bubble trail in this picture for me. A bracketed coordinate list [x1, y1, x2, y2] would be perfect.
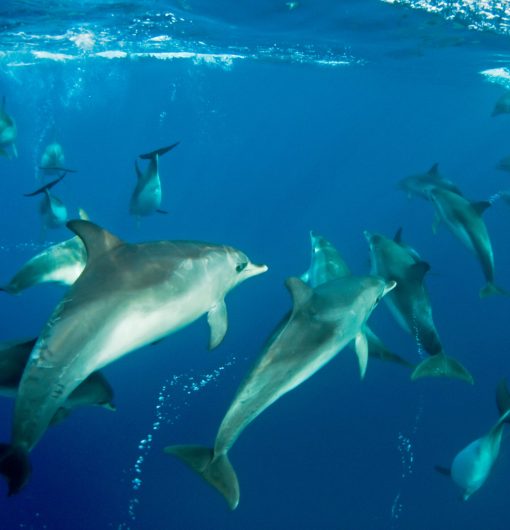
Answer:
[117, 359, 235, 530]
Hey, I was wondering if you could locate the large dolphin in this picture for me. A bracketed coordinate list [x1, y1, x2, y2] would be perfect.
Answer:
[301, 231, 412, 368]
[397, 163, 462, 200]
[0, 220, 267, 495]
[492, 91, 510, 116]
[1, 209, 90, 295]
[24, 174, 68, 233]
[0, 97, 17, 159]
[365, 229, 473, 383]
[428, 187, 506, 297]
[165, 272, 396, 509]
[130, 142, 179, 218]
[0, 338, 115, 422]
[436, 379, 510, 500]
[39, 142, 77, 177]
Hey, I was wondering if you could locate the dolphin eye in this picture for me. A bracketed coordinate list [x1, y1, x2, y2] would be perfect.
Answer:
[236, 262, 248, 273]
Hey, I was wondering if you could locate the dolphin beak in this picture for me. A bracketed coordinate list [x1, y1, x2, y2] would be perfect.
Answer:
[244, 263, 268, 278]
[103, 402, 117, 412]
[363, 230, 373, 242]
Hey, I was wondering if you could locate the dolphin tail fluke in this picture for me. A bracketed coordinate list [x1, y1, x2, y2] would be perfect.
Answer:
[164, 445, 239, 510]
[411, 353, 474, 384]
[139, 142, 180, 160]
[480, 282, 509, 298]
[0, 444, 31, 496]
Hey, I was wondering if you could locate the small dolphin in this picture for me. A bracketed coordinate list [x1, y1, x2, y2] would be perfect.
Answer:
[0, 220, 267, 495]
[492, 91, 510, 116]
[302, 231, 412, 368]
[397, 163, 462, 200]
[130, 143, 179, 218]
[428, 187, 506, 297]
[496, 155, 510, 173]
[436, 379, 510, 500]
[165, 273, 396, 509]
[0, 338, 115, 422]
[39, 142, 77, 177]
[1, 209, 90, 295]
[24, 174, 68, 233]
[365, 229, 473, 383]
[0, 97, 17, 159]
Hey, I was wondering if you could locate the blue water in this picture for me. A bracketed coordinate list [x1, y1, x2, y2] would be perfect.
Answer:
[1, 1, 510, 529]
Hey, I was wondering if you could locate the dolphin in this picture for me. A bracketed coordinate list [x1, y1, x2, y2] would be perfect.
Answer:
[24, 174, 68, 233]
[492, 91, 510, 116]
[0, 97, 17, 159]
[130, 142, 179, 218]
[0, 338, 115, 423]
[301, 231, 412, 368]
[428, 187, 507, 297]
[365, 229, 473, 383]
[0, 219, 267, 495]
[397, 163, 462, 200]
[496, 155, 510, 173]
[436, 379, 510, 500]
[39, 142, 77, 177]
[1, 209, 90, 295]
[165, 273, 396, 509]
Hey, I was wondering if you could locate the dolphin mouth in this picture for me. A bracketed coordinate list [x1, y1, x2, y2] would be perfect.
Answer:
[245, 263, 268, 278]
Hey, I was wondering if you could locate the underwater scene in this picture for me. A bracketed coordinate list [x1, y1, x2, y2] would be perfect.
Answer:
[1, 1, 510, 529]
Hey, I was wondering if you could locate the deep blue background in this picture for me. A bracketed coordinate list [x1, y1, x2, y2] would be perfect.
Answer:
[0, 29, 510, 530]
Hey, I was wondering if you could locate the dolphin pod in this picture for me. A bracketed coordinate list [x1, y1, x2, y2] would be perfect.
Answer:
[165, 235, 396, 509]
[365, 229, 473, 383]
[0, 219, 267, 495]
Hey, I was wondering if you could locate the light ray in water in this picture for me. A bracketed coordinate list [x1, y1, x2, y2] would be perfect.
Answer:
[117, 359, 236, 530]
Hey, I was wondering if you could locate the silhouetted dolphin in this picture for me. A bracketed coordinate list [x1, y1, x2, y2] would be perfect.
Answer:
[165, 273, 396, 509]
[429, 187, 507, 297]
[302, 231, 412, 368]
[24, 174, 68, 232]
[492, 91, 510, 116]
[130, 143, 179, 217]
[0, 338, 115, 422]
[436, 379, 510, 499]
[0, 220, 267, 495]
[0, 97, 17, 159]
[39, 142, 77, 177]
[365, 229, 473, 383]
[397, 163, 462, 200]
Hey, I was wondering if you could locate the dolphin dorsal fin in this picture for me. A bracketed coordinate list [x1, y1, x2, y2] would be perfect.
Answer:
[471, 200, 491, 216]
[285, 277, 313, 310]
[393, 227, 403, 244]
[408, 261, 430, 282]
[427, 163, 440, 178]
[67, 220, 123, 262]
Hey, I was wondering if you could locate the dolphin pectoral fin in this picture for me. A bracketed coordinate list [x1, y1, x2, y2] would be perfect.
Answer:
[0, 444, 31, 496]
[408, 261, 431, 282]
[411, 353, 474, 384]
[66, 220, 123, 263]
[285, 277, 313, 311]
[207, 301, 228, 350]
[49, 407, 71, 427]
[365, 328, 414, 368]
[471, 200, 491, 216]
[354, 332, 368, 379]
[165, 445, 239, 510]
[434, 465, 451, 477]
[479, 282, 509, 298]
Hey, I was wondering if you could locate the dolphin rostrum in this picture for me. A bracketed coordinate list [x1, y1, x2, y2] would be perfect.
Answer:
[428, 187, 507, 297]
[365, 229, 473, 383]
[0, 338, 115, 422]
[397, 163, 462, 200]
[0, 220, 267, 495]
[436, 379, 510, 500]
[0, 97, 17, 159]
[165, 271, 396, 509]
[130, 143, 179, 218]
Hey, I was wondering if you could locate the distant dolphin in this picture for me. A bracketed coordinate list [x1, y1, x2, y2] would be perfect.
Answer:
[492, 91, 510, 116]
[130, 142, 179, 217]
[1, 209, 89, 295]
[436, 379, 510, 500]
[0, 220, 267, 495]
[0, 338, 115, 423]
[165, 273, 396, 509]
[496, 155, 510, 173]
[428, 187, 507, 297]
[0, 97, 17, 159]
[365, 229, 473, 383]
[24, 174, 68, 232]
[39, 142, 77, 177]
[301, 231, 412, 368]
[397, 163, 462, 200]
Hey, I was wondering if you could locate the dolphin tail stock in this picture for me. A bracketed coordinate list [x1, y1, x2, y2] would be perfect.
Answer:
[0, 444, 31, 496]
[410, 352, 474, 384]
[139, 141, 180, 160]
[23, 174, 65, 197]
[164, 445, 239, 510]
[480, 282, 509, 298]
